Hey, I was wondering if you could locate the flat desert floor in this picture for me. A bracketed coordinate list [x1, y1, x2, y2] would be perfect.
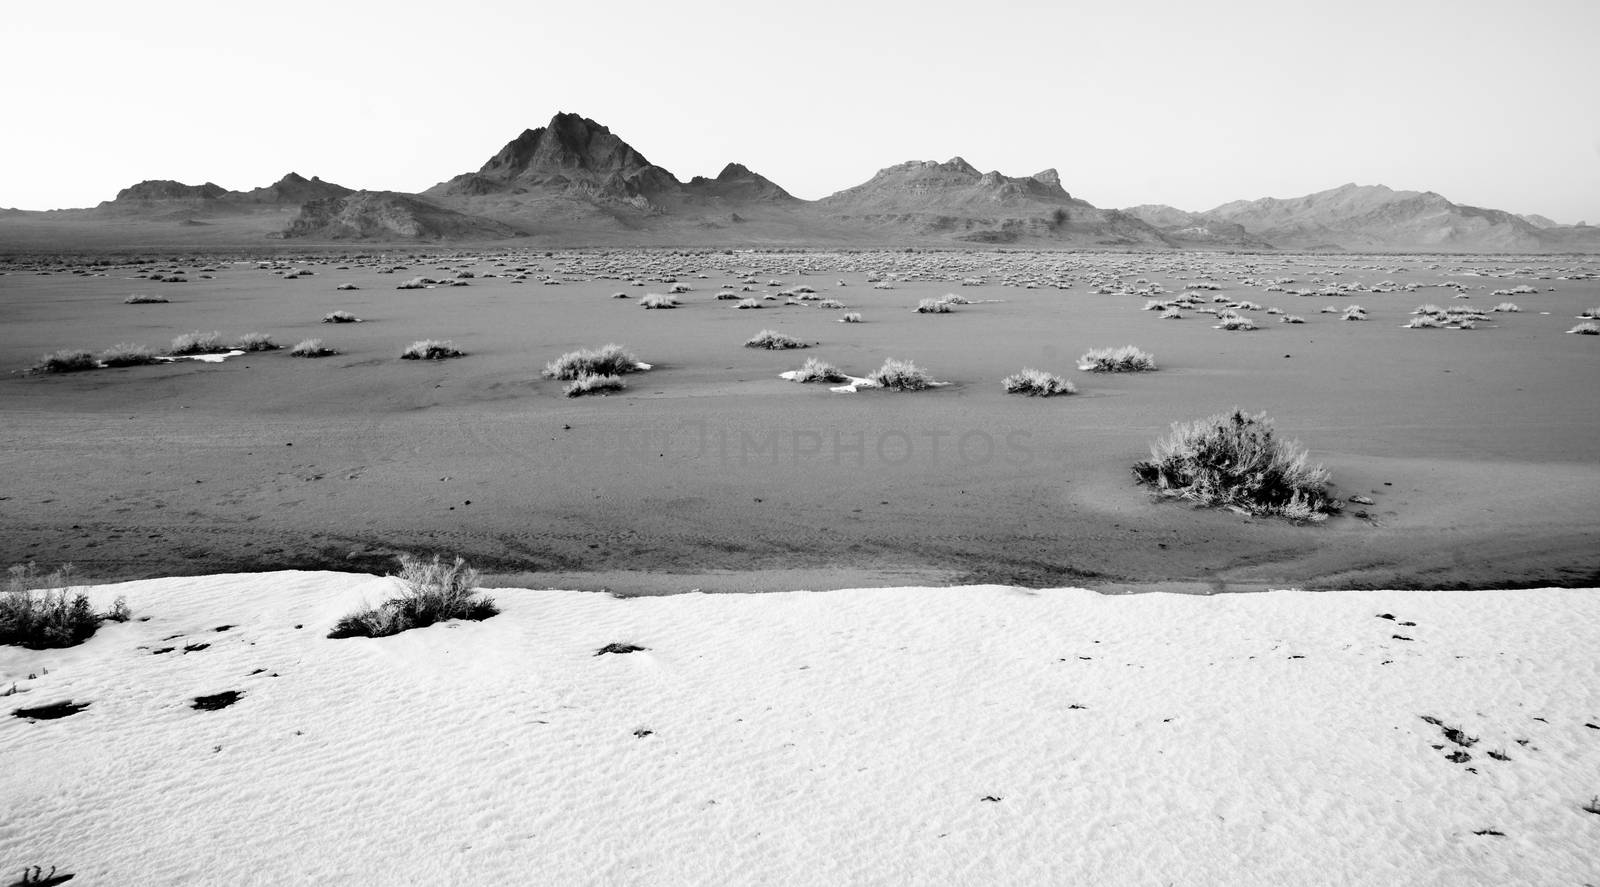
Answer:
[2, 249, 1598, 591]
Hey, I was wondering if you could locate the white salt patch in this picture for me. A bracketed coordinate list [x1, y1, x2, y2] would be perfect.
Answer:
[3, 575, 1596, 884]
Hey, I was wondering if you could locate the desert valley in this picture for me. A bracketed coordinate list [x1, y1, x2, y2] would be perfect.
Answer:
[3, 107, 1598, 886]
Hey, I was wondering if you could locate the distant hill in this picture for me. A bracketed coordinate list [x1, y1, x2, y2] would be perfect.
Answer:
[3, 112, 1593, 251]
[1199, 184, 1551, 252]
[281, 191, 519, 241]
[807, 158, 1168, 246]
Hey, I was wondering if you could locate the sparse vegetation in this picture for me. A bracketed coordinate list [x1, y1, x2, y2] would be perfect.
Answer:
[639, 293, 679, 309]
[321, 310, 361, 323]
[99, 343, 158, 367]
[736, 298, 762, 309]
[289, 338, 338, 358]
[1132, 409, 1338, 522]
[868, 358, 936, 391]
[400, 339, 464, 360]
[1568, 322, 1600, 335]
[1492, 302, 1520, 313]
[2, 563, 129, 650]
[1079, 346, 1157, 373]
[1002, 368, 1076, 396]
[123, 293, 168, 304]
[841, 312, 862, 323]
[745, 329, 807, 350]
[790, 357, 848, 384]
[915, 297, 954, 314]
[1280, 315, 1305, 324]
[543, 344, 641, 380]
[167, 330, 226, 356]
[328, 554, 497, 639]
[1214, 311, 1258, 331]
[564, 373, 626, 397]
[234, 332, 279, 352]
[28, 349, 98, 374]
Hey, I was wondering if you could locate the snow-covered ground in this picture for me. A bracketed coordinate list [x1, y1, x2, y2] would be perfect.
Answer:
[3, 574, 1598, 885]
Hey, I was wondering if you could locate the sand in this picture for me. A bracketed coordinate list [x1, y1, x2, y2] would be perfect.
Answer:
[3, 572, 1598, 884]
[2, 250, 1598, 591]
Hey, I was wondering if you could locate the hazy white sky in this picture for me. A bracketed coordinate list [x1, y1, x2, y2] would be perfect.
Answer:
[4, 0, 1596, 221]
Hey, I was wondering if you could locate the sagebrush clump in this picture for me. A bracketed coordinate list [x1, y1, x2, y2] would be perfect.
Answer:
[790, 357, 848, 384]
[167, 331, 227, 356]
[289, 338, 338, 358]
[868, 358, 936, 391]
[564, 373, 626, 397]
[1079, 346, 1157, 373]
[1002, 368, 1076, 396]
[1132, 409, 1338, 522]
[28, 350, 98, 374]
[745, 329, 807, 350]
[400, 340, 464, 360]
[542, 343, 641, 380]
[2, 563, 129, 650]
[328, 554, 497, 639]
[99, 343, 158, 367]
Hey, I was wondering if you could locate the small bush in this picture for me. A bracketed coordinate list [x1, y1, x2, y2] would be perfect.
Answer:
[322, 310, 361, 323]
[611, 291, 631, 299]
[639, 293, 679, 309]
[1078, 346, 1157, 373]
[841, 312, 862, 323]
[736, 298, 763, 309]
[167, 330, 226, 356]
[817, 299, 846, 309]
[328, 554, 496, 639]
[1568, 322, 1600, 335]
[940, 294, 971, 305]
[289, 338, 338, 357]
[1160, 307, 1182, 319]
[915, 298, 954, 314]
[868, 358, 936, 391]
[1214, 312, 1258, 331]
[2, 563, 129, 650]
[29, 350, 98, 374]
[1404, 316, 1443, 329]
[1002, 368, 1076, 396]
[1280, 315, 1305, 324]
[234, 332, 279, 352]
[1577, 308, 1600, 319]
[1342, 306, 1368, 321]
[336, 283, 360, 291]
[1132, 409, 1338, 522]
[745, 329, 808, 350]
[791, 357, 848, 384]
[123, 294, 168, 304]
[1492, 302, 1520, 313]
[99, 343, 158, 367]
[564, 373, 626, 397]
[543, 343, 641, 380]
[401, 339, 464, 360]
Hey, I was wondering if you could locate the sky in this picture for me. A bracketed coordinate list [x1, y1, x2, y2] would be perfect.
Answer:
[3, 0, 1596, 222]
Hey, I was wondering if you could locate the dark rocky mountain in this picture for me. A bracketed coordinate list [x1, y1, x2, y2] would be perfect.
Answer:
[281, 191, 519, 241]
[109, 180, 230, 203]
[427, 112, 681, 207]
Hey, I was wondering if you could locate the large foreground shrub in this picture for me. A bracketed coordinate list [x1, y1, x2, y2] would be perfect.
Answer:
[2, 563, 129, 649]
[1132, 409, 1339, 522]
[329, 554, 497, 639]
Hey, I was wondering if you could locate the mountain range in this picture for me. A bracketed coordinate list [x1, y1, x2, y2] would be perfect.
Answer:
[3, 112, 1595, 253]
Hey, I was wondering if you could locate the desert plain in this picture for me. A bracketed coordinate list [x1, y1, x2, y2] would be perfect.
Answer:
[2, 248, 1597, 593]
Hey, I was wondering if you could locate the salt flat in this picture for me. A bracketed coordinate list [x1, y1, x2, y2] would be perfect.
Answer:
[3, 250, 1598, 592]
[2, 574, 1598, 885]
